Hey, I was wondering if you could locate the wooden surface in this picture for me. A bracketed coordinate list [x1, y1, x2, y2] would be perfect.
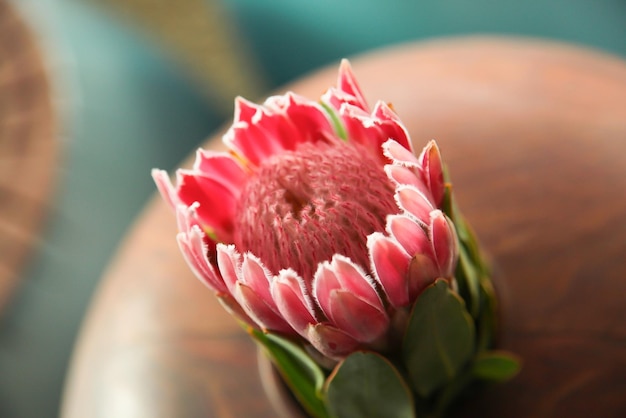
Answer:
[0, 0, 58, 314]
[61, 37, 626, 418]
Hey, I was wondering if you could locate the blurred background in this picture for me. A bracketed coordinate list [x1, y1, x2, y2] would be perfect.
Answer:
[0, 0, 625, 416]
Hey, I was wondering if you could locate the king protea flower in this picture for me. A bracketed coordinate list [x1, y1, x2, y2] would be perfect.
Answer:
[152, 60, 458, 360]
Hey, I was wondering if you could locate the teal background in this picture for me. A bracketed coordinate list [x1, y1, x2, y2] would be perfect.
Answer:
[222, 0, 626, 86]
[1, 0, 625, 417]
[0, 1, 221, 417]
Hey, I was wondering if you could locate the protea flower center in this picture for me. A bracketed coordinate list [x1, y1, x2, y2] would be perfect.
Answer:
[234, 141, 398, 282]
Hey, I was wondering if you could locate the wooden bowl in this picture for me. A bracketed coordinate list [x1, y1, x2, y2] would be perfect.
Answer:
[62, 37, 626, 417]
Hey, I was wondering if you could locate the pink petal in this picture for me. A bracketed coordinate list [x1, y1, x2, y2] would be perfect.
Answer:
[339, 104, 376, 142]
[175, 169, 239, 241]
[241, 254, 275, 305]
[384, 165, 433, 200]
[236, 282, 294, 334]
[248, 95, 305, 150]
[368, 232, 411, 308]
[312, 263, 341, 319]
[271, 93, 335, 144]
[386, 214, 432, 257]
[418, 140, 445, 207]
[216, 244, 242, 295]
[312, 257, 388, 342]
[175, 202, 218, 258]
[306, 323, 360, 360]
[429, 210, 459, 278]
[224, 120, 287, 167]
[271, 270, 317, 337]
[338, 103, 412, 162]
[223, 98, 290, 165]
[215, 246, 295, 334]
[326, 290, 389, 343]
[176, 228, 225, 293]
[233, 95, 258, 123]
[395, 185, 435, 223]
[321, 87, 363, 111]
[337, 59, 369, 111]
[224, 94, 334, 166]
[175, 201, 200, 232]
[329, 255, 382, 308]
[407, 254, 440, 302]
[338, 106, 393, 161]
[175, 204, 224, 293]
[217, 294, 256, 327]
[193, 150, 248, 196]
[154, 153, 245, 243]
[151, 169, 180, 210]
[372, 101, 412, 151]
[382, 139, 420, 167]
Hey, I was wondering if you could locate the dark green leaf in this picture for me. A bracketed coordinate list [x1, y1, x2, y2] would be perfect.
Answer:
[472, 351, 521, 382]
[251, 329, 329, 418]
[326, 351, 415, 418]
[476, 277, 498, 351]
[403, 280, 476, 398]
[456, 244, 482, 318]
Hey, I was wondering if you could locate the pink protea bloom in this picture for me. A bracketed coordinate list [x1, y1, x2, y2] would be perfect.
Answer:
[153, 60, 458, 360]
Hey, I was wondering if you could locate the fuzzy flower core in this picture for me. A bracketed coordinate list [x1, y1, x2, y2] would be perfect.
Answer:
[234, 141, 397, 283]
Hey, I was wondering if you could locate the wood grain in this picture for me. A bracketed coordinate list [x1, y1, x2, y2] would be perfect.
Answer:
[61, 37, 626, 418]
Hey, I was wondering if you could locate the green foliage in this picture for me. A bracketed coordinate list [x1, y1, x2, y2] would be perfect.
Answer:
[402, 280, 476, 398]
[326, 351, 415, 418]
[251, 329, 329, 418]
[456, 243, 482, 318]
[472, 351, 522, 382]
[320, 101, 348, 141]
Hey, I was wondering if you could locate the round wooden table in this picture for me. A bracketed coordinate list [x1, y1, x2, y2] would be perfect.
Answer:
[61, 37, 626, 417]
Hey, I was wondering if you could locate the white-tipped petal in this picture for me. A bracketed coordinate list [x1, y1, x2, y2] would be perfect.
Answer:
[176, 227, 225, 294]
[386, 214, 431, 257]
[235, 281, 293, 333]
[330, 255, 381, 308]
[151, 168, 180, 210]
[271, 269, 318, 337]
[429, 210, 459, 278]
[384, 165, 433, 200]
[368, 232, 411, 308]
[417, 140, 445, 207]
[312, 261, 340, 320]
[241, 253, 274, 304]
[337, 59, 369, 111]
[395, 185, 435, 222]
[216, 244, 242, 295]
[306, 323, 360, 360]
[193, 150, 247, 196]
[382, 139, 420, 167]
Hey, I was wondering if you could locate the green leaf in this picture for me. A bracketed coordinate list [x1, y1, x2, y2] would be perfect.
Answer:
[326, 351, 415, 418]
[251, 329, 329, 418]
[320, 101, 348, 141]
[475, 278, 498, 351]
[441, 183, 454, 220]
[456, 244, 482, 319]
[402, 280, 476, 398]
[472, 351, 521, 382]
[442, 186, 487, 319]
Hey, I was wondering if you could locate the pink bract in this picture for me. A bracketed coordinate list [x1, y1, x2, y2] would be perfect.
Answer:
[152, 59, 457, 360]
